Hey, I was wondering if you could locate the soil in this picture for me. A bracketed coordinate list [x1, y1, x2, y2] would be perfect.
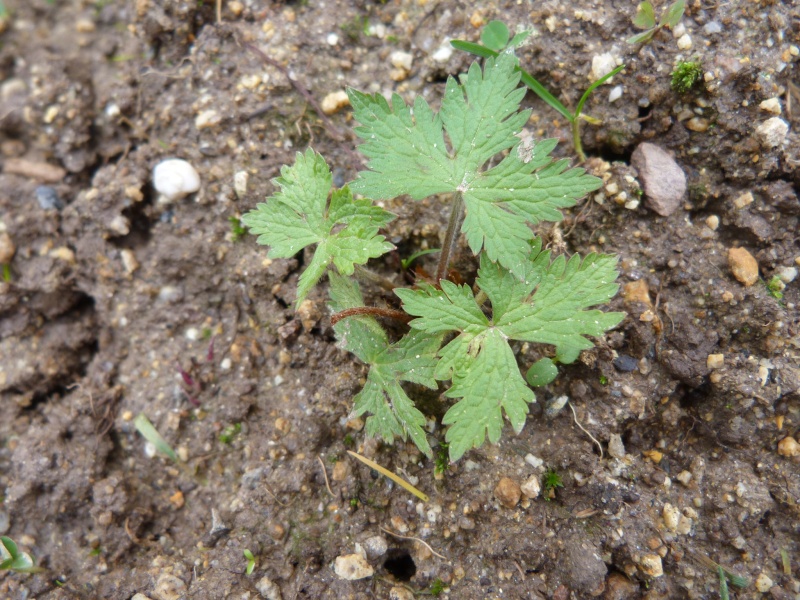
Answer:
[1, 1, 799, 599]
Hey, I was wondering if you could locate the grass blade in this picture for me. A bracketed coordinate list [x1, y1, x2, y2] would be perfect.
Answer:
[449, 40, 498, 59]
[134, 413, 179, 462]
[347, 450, 429, 502]
[518, 70, 572, 121]
[575, 64, 625, 120]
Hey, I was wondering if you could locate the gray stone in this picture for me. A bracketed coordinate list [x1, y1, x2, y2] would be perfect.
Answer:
[631, 143, 686, 216]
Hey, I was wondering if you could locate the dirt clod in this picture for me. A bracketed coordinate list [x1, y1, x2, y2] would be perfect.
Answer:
[493, 476, 521, 508]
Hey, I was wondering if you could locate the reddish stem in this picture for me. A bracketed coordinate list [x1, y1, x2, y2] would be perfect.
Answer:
[331, 306, 412, 326]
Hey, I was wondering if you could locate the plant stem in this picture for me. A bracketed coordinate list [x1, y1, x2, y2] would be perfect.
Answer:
[331, 306, 412, 326]
[436, 192, 464, 283]
[571, 120, 586, 163]
[354, 265, 397, 291]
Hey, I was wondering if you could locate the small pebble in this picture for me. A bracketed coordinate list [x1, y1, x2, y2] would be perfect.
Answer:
[706, 354, 724, 369]
[777, 436, 799, 457]
[639, 554, 663, 577]
[326, 33, 339, 46]
[255, 576, 282, 600]
[525, 453, 544, 469]
[494, 477, 521, 508]
[631, 143, 686, 217]
[520, 474, 541, 499]
[759, 97, 782, 115]
[608, 434, 626, 459]
[703, 21, 722, 34]
[685, 117, 708, 132]
[234, 170, 249, 199]
[120, 249, 139, 274]
[589, 52, 618, 83]
[334, 553, 374, 580]
[733, 191, 754, 209]
[390, 50, 413, 71]
[195, 109, 221, 129]
[663, 503, 681, 531]
[727, 247, 759, 286]
[321, 90, 350, 115]
[676, 34, 692, 50]
[362, 535, 388, 560]
[432, 45, 453, 63]
[755, 573, 774, 593]
[676, 470, 693, 486]
[608, 85, 623, 103]
[153, 159, 201, 203]
[544, 395, 568, 417]
[35, 185, 64, 210]
[613, 354, 639, 372]
[755, 117, 789, 148]
[0, 232, 15, 263]
[775, 266, 797, 284]
[705, 215, 719, 230]
[389, 588, 414, 600]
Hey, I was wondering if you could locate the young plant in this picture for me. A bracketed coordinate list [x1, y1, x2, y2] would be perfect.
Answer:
[244, 51, 623, 462]
[451, 20, 624, 162]
[627, 0, 686, 45]
[1, 536, 43, 574]
[671, 61, 703, 94]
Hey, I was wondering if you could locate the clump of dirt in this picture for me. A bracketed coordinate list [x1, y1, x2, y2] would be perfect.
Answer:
[1, 1, 798, 599]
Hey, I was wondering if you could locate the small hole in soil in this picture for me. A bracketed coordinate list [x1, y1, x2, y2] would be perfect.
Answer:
[383, 548, 416, 581]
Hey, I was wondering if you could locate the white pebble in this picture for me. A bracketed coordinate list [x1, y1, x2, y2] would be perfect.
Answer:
[589, 52, 617, 83]
[153, 159, 201, 203]
[759, 97, 782, 115]
[663, 503, 681, 531]
[321, 90, 350, 115]
[432, 44, 453, 63]
[520, 474, 541, 498]
[195, 109, 221, 129]
[776, 266, 797, 283]
[672, 23, 686, 38]
[676, 34, 692, 50]
[144, 442, 157, 458]
[755, 573, 773, 593]
[234, 170, 249, 199]
[220, 358, 232, 370]
[390, 50, 413, 71]
[326, 33, 339, 46]
[755, 117, 789, 148]
[334, 554, 374, 580]
[524, 453, 544, 469]
[608, 85, 623, 103]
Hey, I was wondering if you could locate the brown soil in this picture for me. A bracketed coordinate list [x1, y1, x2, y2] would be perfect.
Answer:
[1, 1, 798, 599]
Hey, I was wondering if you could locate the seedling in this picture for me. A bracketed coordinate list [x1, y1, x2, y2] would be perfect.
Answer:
[766, 276, 784, 300]
[134, 413, 179, 462]
[229, 216, 247, 242]
[244, 52, 623, 462]
[451, 20, 624, 162]
[671, 61, 703, 94]
[219, 422, 242, 444]
[243, 549, 256, 575]
[542, 467, 564, 499]
[627, 0, 686, 45]
[1, 536, 43, 574]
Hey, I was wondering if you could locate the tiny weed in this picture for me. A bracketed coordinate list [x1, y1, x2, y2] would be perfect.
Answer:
[229, 216, 248, 242]
[89, 547, 102, 557]
[429, 578, 445, 596]
[451, 20, 624, 161]
[134, 413, 179, 462]
[243, 549, 256, 575]
[766, 276, 784, 300]
[599, 375, 609, 385]
[343, 434, 355, 448]
[219, 423, 242, 444]
[627, 0, 686, 45]
[543, 467, 563, 499]
[434, 442, 450, 476]
[1, 263, 10, 282]
[1, 536, 44, 574]
[671, 61, 703, 94]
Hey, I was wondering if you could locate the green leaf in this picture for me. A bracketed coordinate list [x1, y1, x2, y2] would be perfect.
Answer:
[449, 39, 498, 59]
[626, 29, 657, 45]
[330, 272, 442, 458]
[576, 65, 625, 119]
[659, 0, 685, 28]
[632, 1, 656, 29]
[349, 53, 600, 277]
[397, 248, 623, 461]
[526, 357, 559, 387]
[481, 20, 509, 51]
[242, 149, 395, 307]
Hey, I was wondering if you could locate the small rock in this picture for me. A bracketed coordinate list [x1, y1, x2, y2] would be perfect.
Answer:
[728, 247, 759, 286]
[589, 52, 618, 83]
[321, 90, 350, 115]
[639, 554, 663, 577]
[525, 453, 544, 469]
[733, 191, 754, 209]
[432, 45, 453, 63]
[662, 503, 680, 531]
[0, 232, 15, 264]
[50, 246, 75, 264]
[362, 535, 388, 560]
[608, 434, 626, 459]
[326, 33, 339, 46]
[622, 279, 651, 305]
[755, 117, 789, 148]
[759, 97, 782, 115]
[613, 354, 639, 372]
[631, 143, 686, 216]
[676, 33, 692, 50]
[389, 587, 415, 600]
[775, 266, 797, 284]
[755, 573, 774, 593]
[520, 474, 541, 499]
[153, 159, 201, 203]
[494, 477, 521, 508]
[3, 157, 66, 183]
[255, 576, 282, 600]
[676, 470, 693, 486]
[390, 51, 413, 72]
[195, 109, 221, 129]
[297, 298, 321, 331]
[35, 185, 64, 210]
[703, 21, 722, 34]
[234, 170, 249, 199]
[334, 553, 374, 580]
[545, 395, 569, 417]
[706, 354, 724, 369]
[676, 515, 693, 535]
[705, 215, 719, 230]
[608, 85, 623, 103]
[332, 460, 349, 481]
[603, 572, 638, 600]
[685, 117, 708, 132]
[777, 436, 799, 457]
[153, 573, 187, 600]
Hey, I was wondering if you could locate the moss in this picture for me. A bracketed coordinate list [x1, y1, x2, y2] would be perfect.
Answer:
[671, 61, 703, 94]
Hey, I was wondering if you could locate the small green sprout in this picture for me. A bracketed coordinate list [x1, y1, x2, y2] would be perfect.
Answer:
[452, 20, 624, 162]
[766, 276, 784, 300]
[428, 578, 445, 596]
[219, 423, 242, 444]
[229, 216, 248, 242]
[627, 0, 686, 45]
[542, 467, 563, 499]
[343, 433, 355, 448]
[243, 549, 256, 575]
[599, 375, 609, 385]
[134, 413, 179, 462]
[671, 61, 703, 94]
[434, 442, 450, 476]
[1, 264, 10, 282]
[526, 357, 559, 387]
[1, 536, 44, 574]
